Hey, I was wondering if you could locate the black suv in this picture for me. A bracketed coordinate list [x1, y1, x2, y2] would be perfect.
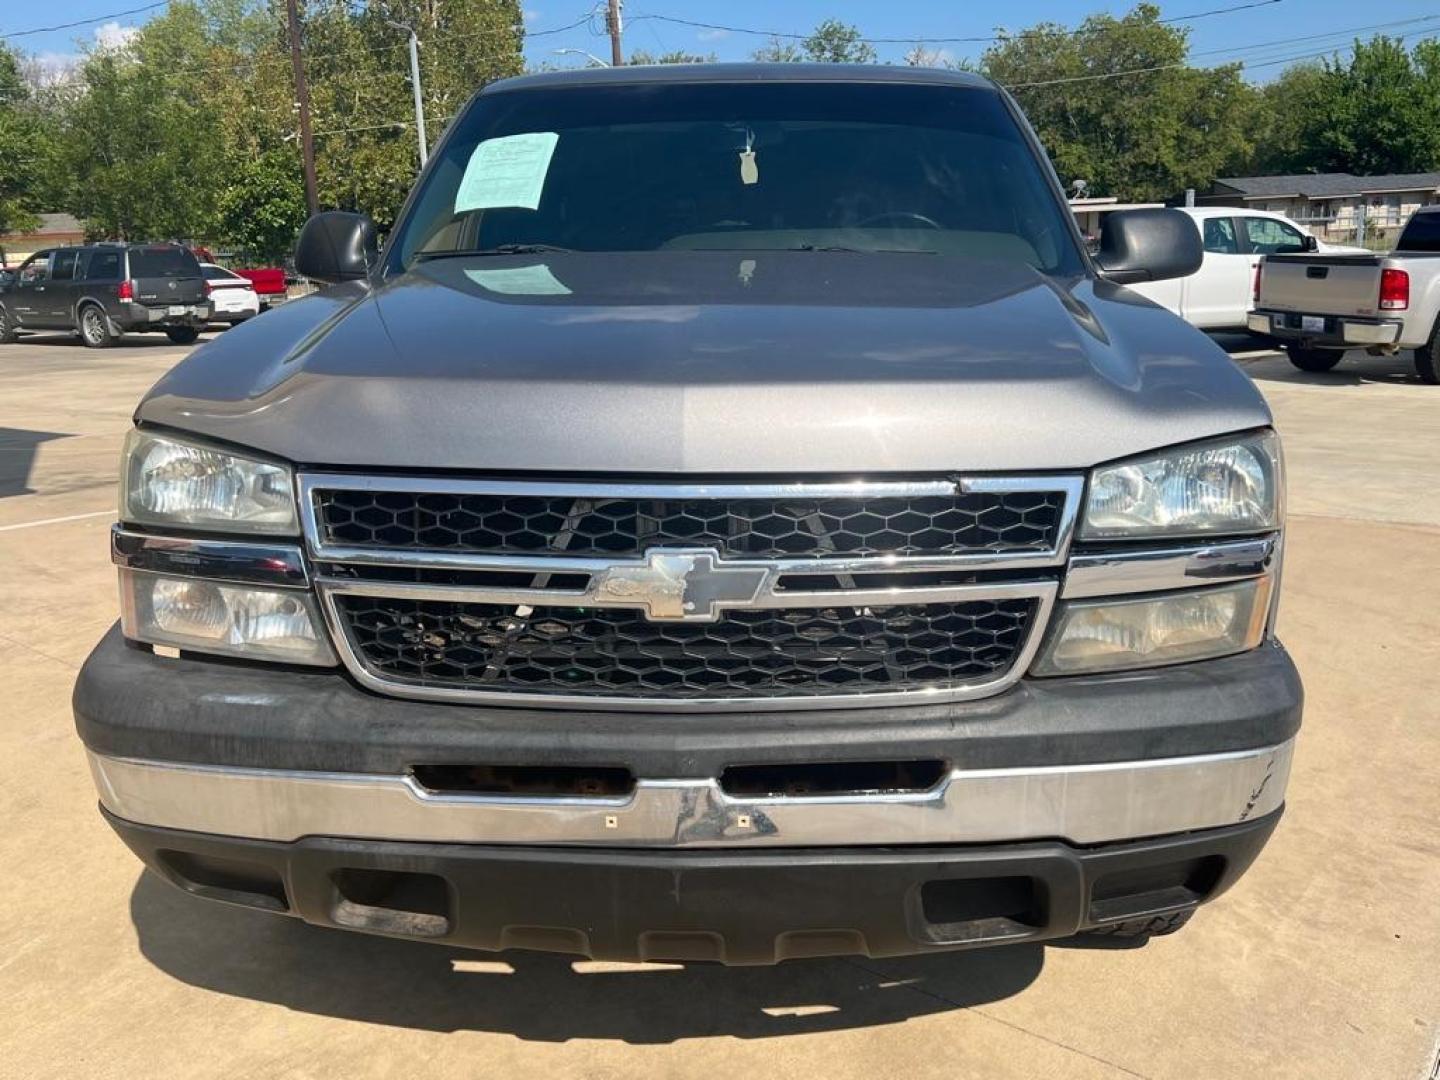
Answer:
[0, 243, 211, 347]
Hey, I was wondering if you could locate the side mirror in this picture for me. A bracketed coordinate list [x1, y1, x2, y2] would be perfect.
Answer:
[1094, 208, 1204, 285]
[294, 211, 378, 284]
[1302, 234, 1320, 253]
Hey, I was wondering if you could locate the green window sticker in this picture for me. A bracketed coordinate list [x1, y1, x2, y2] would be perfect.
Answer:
[455, 132, 560, 212]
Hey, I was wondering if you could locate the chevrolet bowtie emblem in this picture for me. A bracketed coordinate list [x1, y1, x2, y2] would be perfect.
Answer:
[595, 549, 770, 621]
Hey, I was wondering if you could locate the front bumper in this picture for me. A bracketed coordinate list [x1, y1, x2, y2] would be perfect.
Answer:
[78, 627, 1300, 959]
[105, 806, 1282, 964]
[1248, 310, 1402, 346]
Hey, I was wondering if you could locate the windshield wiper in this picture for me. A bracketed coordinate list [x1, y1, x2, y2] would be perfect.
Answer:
[416, 244, 574, 260]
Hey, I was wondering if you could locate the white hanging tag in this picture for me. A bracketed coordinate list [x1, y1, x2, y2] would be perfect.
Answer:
[739, 150, 758, 185]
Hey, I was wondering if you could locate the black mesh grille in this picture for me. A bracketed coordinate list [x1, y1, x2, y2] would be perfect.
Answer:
[336, 596, 1037, 699]
[314, 489, 1065, 559]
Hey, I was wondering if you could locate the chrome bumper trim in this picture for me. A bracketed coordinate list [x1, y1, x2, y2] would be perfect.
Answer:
[1063, 536, 1277, 599]
[1249, 311, 1402, 345]
[88, 739, 1293, 848]
[111, 526, 309, 588]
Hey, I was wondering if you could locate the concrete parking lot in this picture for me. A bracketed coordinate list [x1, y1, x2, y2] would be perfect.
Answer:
[1, 332, 1437, 1079]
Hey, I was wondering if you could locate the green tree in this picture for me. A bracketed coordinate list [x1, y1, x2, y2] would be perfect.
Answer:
[983, 4, 1256, 200]
[628, 49, 716, 65]
[752, 19, 876, 64]
[56, 2, 225, 240]
[301, 0, 524, 229]
[217, 148, 309, 262]
[1261, 36, 1440, 175]
[0, 45, 46, 239]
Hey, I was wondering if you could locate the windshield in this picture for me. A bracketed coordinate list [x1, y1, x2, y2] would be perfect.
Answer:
[390, 81, 1083, 275]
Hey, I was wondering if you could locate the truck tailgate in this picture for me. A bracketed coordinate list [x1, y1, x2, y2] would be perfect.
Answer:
[1259, 254, 1382, 317]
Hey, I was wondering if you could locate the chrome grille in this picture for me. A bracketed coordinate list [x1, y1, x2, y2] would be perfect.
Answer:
[302, 475, 1080, 711]
[335, 596, 1039, 700]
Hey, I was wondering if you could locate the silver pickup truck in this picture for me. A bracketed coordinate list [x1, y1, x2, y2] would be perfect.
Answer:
[75, 65, 1301, 965]
[1249, 205, 1440, 382]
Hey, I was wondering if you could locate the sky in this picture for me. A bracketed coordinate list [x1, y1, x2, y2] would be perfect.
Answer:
[4, 0, 1437, 81]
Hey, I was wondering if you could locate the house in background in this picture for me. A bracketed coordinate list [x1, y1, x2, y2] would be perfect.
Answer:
[1198, 173, 1440, 247]
[0, 213, 86, 266]
[1068, 196, 1165, 243]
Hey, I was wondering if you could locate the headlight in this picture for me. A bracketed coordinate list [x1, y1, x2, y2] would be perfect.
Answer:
[119, 568, 335, 665]
[1032, 579, 1271, 676]
[1081, 431, 1281, 540]
[120, 429, 298, 534]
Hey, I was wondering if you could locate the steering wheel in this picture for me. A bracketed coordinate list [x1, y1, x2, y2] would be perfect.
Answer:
[857, 211, 943, 230]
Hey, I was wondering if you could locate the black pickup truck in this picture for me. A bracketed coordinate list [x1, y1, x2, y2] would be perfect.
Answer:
[76, 65, 1300, 965]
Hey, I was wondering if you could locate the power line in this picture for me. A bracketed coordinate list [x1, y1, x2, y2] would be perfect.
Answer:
[1005, 28, 1436, 88]
[629, 0, 1284, 47]
[1, 1, 169, 40]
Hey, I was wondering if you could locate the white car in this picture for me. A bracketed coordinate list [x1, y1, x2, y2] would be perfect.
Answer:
[200, 263, 261, 325]
[1122, 208, 1365, 332]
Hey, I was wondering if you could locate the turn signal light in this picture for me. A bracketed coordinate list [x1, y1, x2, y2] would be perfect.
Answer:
[1379, 268, 1409, 310]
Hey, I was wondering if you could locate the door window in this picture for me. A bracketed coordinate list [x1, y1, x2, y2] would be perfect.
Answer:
[17, 253, 50, 284]
[52, 250, 79, 281]
[1243, 217, 1307, 255]
[1201, 217, 1239, 254]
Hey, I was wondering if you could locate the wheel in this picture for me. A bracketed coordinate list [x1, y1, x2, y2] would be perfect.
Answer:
[1083, 910, 1194, 940]
[1284, 345, 1341, 373]
[164, 325, 200, 345]
[0, 303, 16, 343]
[1415, 320, 1440, 385]
[77, 303, 114, 348]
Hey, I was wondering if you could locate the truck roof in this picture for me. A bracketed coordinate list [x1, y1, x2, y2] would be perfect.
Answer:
[484, 62, 996, 96]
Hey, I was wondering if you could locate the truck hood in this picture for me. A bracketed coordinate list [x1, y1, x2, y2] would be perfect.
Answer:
[137, 251, 1270, 473]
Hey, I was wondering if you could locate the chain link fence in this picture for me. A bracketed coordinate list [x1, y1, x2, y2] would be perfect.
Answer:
[1289, 205, 1413, 252]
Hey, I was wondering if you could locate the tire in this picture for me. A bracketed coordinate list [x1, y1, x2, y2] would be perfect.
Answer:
[164, 325, 200, 345]
[0, 303, 16, 344]
[77, 303, 114, 348]
[1083, 910, 1194, 940]
[1415, 320, 1440, 385]
[1284, 345, 1342, 373]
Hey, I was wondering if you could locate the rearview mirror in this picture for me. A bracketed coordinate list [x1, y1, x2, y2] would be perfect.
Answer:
[1094, 208, 1203, 285]
[295, 211, 378, 284]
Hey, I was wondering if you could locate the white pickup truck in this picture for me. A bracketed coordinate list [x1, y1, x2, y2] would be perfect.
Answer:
[1127, 207, 1359, 331]
[1249, 205, 1440, 382]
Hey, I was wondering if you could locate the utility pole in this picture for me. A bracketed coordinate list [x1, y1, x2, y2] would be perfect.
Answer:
[388, 22, 428, 166]
[606, 0, 624, 66]
[285, 0, 319, 215]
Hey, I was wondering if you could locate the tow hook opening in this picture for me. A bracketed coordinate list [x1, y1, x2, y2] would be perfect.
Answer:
[330, 868, 452, 937]
[919, 875, 1046, 943]
[718, 760, 948, 798]
[410, 763, 636, 798]
[158, 850, 289, 913]
[1087, 855, 1226, 923]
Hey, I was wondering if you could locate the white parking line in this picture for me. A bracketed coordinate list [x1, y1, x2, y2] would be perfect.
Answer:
[0, 509, 112, 533]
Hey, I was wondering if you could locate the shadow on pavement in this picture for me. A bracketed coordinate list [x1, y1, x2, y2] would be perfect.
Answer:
[129, 870, 1047, 1042]
[1239, 354, 1423, 388]
[0, 427, 71, 498]
[10, 331, 219, 348]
